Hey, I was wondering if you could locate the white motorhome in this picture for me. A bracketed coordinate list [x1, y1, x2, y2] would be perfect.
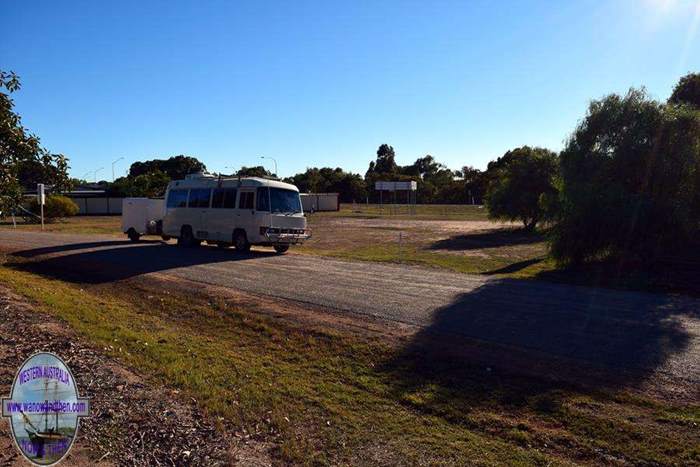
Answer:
[160, 173, 309, 253]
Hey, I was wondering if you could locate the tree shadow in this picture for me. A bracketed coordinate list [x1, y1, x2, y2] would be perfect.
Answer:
[483, 257, 544, 275]
[8, 240, 278, 284]
[429, 228, 543, 251]
[380, 278, 696, 419]
[532, 257, 700, 297]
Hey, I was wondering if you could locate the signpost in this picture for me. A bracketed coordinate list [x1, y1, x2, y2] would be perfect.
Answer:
[374, 180, 418, 215]
[37, 183, 45, 230]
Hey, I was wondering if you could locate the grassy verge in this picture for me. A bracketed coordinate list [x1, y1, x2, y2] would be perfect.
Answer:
[299, 242, 547, 276]
[0, 257, 697, 465]
[0, 215, 121, 235]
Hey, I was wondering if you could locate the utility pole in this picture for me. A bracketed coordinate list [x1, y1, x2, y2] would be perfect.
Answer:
[111, 157, 124, 182]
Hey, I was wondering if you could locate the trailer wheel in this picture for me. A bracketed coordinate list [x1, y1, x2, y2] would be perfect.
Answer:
[274, 245, 289, 254]
[233, 230, 250, 252]
[178, 225, 198, 247]
[127, 228, 141, 242]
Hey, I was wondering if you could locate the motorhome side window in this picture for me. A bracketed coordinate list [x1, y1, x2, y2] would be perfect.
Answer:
[188, 188, 211, 208]
[256, 187, 270, 211]
[166, 189, 188, 208]
[239, 191, 254, 209]
[212, 188, 237, 209]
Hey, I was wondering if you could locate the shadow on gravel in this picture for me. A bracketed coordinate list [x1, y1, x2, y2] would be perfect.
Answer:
[380, 278, 695, 416]
[429, 228, 543, 252]
[9, 240, 277, 283]
[482, 257, 544, 275]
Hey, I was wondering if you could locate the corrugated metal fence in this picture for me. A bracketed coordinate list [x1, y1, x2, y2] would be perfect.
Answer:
[300, 193, 339, 212]
[69, 197, 124, 215]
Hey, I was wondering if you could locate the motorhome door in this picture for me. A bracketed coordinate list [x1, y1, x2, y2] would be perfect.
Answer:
[236, 188, 256, 241]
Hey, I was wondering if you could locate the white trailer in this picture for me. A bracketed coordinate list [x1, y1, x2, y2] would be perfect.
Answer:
[121, 198, 165, 241]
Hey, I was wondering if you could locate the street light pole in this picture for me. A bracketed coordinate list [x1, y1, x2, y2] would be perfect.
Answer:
[260, 156, 278, 177]
[111, 157, 125, 182]
[94, 167, 104, 183]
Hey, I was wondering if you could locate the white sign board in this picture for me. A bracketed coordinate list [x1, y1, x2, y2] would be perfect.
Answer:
[374, 180, 417, 191]
[37, 183, 45, 205]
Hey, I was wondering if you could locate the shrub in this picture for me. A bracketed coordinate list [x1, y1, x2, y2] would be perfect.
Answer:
[550, 88, 700, 264]
[485, 146, 558, 230]
[29, 195, 79, 219]
[669, 72, 700, 108]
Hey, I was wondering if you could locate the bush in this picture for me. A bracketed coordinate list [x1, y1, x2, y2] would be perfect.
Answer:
[485, 146, 558, 230]
[29, 195, 79, 219]
[669, 72, 700, 108]
[550, 88, 700, 264]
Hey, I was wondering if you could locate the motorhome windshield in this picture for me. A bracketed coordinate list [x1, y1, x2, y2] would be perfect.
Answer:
[270, 188, 302, 214]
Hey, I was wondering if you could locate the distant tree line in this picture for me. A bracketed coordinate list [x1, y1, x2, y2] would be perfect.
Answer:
[284, 144, 489, 204]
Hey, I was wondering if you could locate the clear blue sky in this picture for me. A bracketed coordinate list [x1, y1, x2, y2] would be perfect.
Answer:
[2, 0, 700, 180]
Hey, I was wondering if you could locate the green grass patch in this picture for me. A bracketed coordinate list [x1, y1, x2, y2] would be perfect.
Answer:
[313, 204, 490, 221]
[309, 243, 511, 275]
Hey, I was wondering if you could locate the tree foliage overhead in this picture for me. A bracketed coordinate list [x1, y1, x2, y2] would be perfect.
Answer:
[669, 72, 700, 108]
[0, 70, 72, 213]
[484, 146, 558, 230]
[551, 88, 700, 264]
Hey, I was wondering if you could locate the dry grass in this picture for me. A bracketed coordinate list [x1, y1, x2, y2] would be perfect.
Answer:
[1, 255, 697, 465]
[0, 215, 121, 236]
[299, 207, 548, 276]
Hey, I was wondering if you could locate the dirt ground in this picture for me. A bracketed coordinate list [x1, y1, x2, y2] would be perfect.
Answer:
[0, 284, 273, 466]
[300, 212, 547, 270]
[1, 209, 548, 274]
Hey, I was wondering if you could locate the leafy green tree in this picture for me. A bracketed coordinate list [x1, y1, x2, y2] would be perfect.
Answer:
[285, 167, 366, 202]
[365, 144, 401, 201]
[551, 88, 700, 264]
[373, 144, 398, 174]
[129, 155, 206, 179]
[669, 72, 700, 108]
[485, 146, 558, 230]
[107, 171, 171, 197]
[460, 166, 488, 204]
[0, 70, 72, 214]
[236, 166, 272, 177]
